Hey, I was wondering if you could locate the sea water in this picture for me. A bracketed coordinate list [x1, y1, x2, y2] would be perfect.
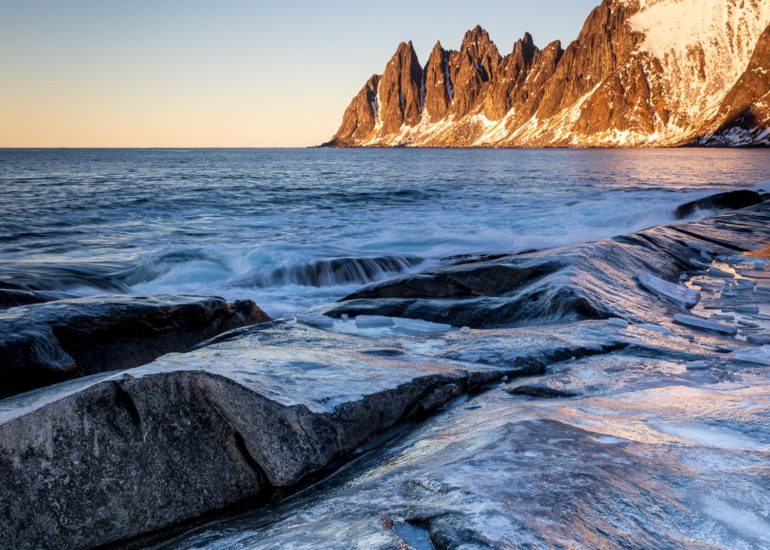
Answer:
[1, 148, 769, 317]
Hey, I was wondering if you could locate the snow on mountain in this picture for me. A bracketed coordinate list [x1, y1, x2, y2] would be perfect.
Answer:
[627, 0, 770, 141]
[325, 0, 770, 148]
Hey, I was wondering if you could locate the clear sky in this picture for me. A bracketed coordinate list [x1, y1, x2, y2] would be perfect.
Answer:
[1, 0, 600, 147]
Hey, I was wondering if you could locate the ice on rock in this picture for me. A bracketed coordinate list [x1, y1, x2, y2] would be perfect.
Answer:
[350, 315, 452, 335]
[392, 317, 452, 336]
[711, 314, 734, 321]
[731, 346, 770, 366]
[393, 522, 433, 549]
[355, 315, 395, 329]
[747, 334, 770, 345]
[686, 360, 710, 370]
[637, 273, 700, 308]
[709, 267, 734, 279]
[651, 422, 765, 450]
[297, 314, 335, 329]
[702, 498, 770, 544]
[673, 314, 738, 335]
[607, 318, 629, 329]
[734, 305, 760, 314]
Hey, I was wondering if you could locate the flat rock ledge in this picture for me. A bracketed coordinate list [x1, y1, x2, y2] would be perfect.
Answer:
[0, 295, 269, 398]
[0, 321, 622, 549]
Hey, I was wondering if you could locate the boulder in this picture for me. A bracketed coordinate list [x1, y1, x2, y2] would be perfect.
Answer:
[0, 288, 71, 309]
[674, 190, 765, 219]
[0, 295, 269, 397]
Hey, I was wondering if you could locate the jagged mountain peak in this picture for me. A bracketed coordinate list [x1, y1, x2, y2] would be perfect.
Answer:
[511, 33, 538, 62]
[327, 0, 770, 147]
[462, 25, 492, 45]
[390, 41, 419, 61]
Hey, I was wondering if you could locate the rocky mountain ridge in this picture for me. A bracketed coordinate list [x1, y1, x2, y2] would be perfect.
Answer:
[325, 0, 770, 147]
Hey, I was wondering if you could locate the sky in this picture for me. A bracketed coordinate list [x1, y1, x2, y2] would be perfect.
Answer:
[0, 0, 600, 147]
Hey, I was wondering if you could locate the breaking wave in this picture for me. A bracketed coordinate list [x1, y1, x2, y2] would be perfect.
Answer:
[231, 255, 423, 288]
[3, 149, 770, 317]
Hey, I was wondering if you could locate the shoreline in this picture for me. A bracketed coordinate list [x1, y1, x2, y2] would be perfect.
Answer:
[1, 196, 769, 547]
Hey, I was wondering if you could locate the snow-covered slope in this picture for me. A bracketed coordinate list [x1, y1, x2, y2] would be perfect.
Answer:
[326, 0, 770, 147]
[625, 0, 770, 143]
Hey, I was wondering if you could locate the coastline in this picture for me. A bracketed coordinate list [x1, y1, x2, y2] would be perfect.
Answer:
[2, 197, 770, 547]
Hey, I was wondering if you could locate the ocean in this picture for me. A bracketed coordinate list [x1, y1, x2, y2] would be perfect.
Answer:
[1, 148, 769, 317]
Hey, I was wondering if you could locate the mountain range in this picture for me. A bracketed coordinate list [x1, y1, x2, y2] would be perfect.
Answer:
[324, 0, 770, 147]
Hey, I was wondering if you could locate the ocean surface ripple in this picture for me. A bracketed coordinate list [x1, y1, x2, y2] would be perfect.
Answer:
[1, 148, 769, 317]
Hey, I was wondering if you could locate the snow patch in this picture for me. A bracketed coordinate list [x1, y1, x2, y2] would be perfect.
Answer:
[628, 0, 770, 128]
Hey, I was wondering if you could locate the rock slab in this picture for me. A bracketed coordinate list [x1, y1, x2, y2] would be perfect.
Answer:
[0, 295, 268, 397]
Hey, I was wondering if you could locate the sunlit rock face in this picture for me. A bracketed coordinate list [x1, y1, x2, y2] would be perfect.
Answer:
[697, 23, 770, 146]
[325, 0, 770, 147]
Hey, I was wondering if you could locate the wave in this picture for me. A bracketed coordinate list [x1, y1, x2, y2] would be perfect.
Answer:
[231, 255, 423, 288]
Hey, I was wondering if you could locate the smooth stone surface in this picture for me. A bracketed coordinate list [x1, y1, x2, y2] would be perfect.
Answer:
[0, 319, 627, 549]
[164, 347, 770, 550]
[0, 288, 73, 309]
[0, 295, 269, 397]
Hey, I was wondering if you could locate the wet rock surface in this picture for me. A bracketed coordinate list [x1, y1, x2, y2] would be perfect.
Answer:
[327, 205, 770, 328]
[0, 295, 268, 397]
[157, 203, 770, 549]
[0, 287, 73, 309]
[162, 340, 770, 549]
[0, 320, 626, 549]
[2, 204, 770, 548]
[673, 189, 766, 219]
